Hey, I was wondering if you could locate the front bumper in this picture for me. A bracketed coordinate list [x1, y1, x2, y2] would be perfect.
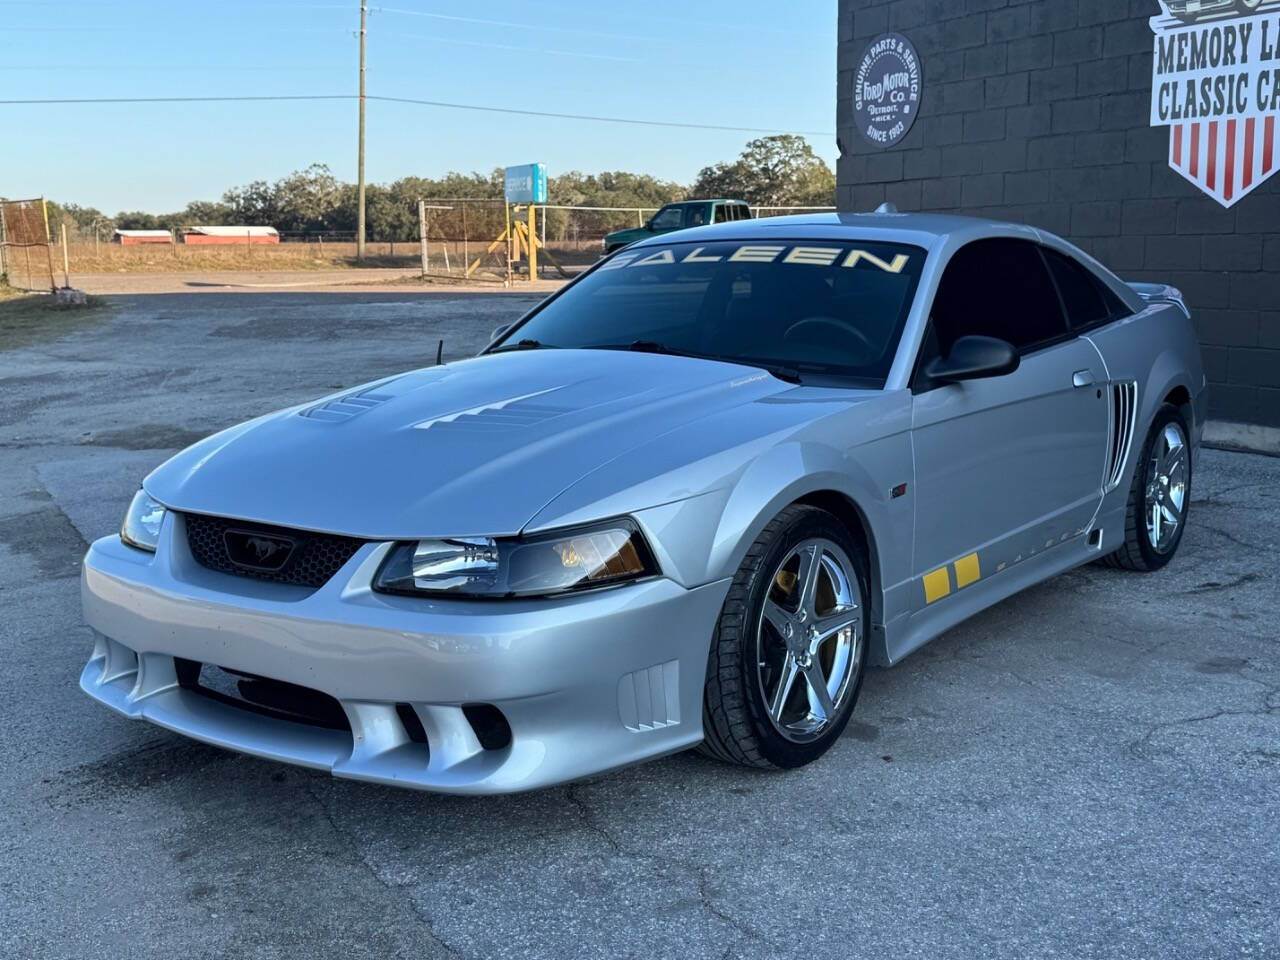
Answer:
[80, 514, 729, 794]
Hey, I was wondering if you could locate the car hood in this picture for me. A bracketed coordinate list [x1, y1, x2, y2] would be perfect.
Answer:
[145, 349, 799, 539]
[605, 226, 651, 245]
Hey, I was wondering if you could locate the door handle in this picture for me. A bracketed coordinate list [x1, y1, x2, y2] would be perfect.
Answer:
[1072, 370, 1095, 388]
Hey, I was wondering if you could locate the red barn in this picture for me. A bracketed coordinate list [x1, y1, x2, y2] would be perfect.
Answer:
[114, 229, 172, 245]
[181, 226, 279, 245]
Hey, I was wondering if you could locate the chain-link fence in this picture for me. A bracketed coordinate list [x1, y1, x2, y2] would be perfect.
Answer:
[408, 201, 839, 281]
[0, 197, 56, 291]
[32, 201, 840, 282]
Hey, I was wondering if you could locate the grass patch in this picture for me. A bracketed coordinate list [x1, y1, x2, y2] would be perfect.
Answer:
[0, 288, 109, 350]
[62, 242, 422, 274]
[56, 239, 603, 275]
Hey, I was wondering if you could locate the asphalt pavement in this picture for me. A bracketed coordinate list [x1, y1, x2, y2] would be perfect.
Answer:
[1, 289, 1276, 960]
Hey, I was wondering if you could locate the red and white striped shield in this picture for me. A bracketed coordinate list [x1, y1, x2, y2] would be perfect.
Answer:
[1149, 4, 1280, 209]
[1167, 116, 1278, 208]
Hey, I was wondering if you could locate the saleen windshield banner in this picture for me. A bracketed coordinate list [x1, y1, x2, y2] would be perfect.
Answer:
[1149, 1, 1280, 207]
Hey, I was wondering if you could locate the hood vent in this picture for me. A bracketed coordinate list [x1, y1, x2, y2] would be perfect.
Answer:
[301, 387, 395, 423]
[413, 386, 571, 433]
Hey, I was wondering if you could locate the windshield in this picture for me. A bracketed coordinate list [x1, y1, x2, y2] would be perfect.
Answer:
[496, 239, 925, 385]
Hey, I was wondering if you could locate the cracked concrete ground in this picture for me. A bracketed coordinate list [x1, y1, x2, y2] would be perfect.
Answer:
[1, 290, 1277, 960]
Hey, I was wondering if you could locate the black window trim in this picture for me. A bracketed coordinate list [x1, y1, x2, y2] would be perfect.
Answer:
[909, 237, 1079, 394]
[1039, 244, 1133, 335]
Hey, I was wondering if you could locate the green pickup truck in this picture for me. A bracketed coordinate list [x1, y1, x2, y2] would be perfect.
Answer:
[603, 199, 752, 254]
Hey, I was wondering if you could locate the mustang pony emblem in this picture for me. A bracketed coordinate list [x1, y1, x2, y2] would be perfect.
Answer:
[224, 530, 296, 571]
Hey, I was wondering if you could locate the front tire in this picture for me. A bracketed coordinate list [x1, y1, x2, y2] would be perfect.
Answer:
[1101, 403, 1191, 572]
[701, 505, 870, 769]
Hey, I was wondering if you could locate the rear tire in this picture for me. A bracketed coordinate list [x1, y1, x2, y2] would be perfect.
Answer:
[701, 505, 870, 769]
[1100, 403, 1191, 572]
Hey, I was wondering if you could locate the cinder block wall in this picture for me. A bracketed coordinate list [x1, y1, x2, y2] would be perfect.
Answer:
[838, 0, 1280, 427]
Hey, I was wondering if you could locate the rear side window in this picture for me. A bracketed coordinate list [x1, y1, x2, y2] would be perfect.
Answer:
[687, 205, 710, 227]
[930, 239, 1069, 355]
[1043, 248, 1125, 330]
[713, 205, 731, 223]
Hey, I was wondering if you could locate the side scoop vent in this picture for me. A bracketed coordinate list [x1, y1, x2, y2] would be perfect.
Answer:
[618, 660, 681, 733]
[1105, 381, 1138, 492]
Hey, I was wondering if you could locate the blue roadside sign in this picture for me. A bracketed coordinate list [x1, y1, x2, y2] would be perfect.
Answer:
[504, 163, 548, 204]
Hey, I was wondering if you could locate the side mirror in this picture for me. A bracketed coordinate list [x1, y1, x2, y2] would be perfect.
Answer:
[924, 335, 1020, 383]
[644, 220, 656, 231]
[490, 323, 512, 343]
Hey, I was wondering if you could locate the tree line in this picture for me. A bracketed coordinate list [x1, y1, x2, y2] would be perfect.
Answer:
[45, 135, 834, 243]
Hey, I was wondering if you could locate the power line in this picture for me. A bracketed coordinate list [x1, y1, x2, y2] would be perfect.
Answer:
[0, 96, 355, 106]
[391, 32, 641, 63]
[372, 6, 671, 45]
[370, 96, 831, 136]
[0, 95, 352, 105]
[0, 93, 833, 137]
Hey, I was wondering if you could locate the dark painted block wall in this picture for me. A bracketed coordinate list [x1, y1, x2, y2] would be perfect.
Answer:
[838, 0, 1280, 426]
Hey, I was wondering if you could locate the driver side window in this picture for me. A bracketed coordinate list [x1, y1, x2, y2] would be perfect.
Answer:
[926, 239, 1069, 359]
[650, 206, 684, 230]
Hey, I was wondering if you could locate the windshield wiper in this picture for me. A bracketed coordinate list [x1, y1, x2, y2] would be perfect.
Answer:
[754, 364, 803, 385]
[590, 341, 804, 384]
[490, 338, 550, 353]
[589, 339, 677, 355]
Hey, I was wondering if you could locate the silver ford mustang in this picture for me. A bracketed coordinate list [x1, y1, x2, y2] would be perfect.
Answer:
[81, 213, 1206, 794]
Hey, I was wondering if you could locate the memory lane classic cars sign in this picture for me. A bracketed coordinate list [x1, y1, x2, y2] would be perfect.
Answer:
[854, 32, 923, 149]
[1150, 1, 1280, 207]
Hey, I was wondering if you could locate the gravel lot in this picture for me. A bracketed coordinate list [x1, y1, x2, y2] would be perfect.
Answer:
[1, 288, 1276, 960]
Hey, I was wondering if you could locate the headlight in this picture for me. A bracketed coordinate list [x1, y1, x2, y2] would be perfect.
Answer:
[373, 519, 658, 598]
[121, 490, 167, 552]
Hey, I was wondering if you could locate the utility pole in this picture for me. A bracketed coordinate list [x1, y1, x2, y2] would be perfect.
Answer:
[356, 0, 367, 260]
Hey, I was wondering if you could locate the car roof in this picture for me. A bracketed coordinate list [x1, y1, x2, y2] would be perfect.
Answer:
[666, 198, 748, 206]
[627, 211, 1038, 251]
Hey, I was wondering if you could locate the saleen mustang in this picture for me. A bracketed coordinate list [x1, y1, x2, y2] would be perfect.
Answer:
[81, 212, 1206, 794]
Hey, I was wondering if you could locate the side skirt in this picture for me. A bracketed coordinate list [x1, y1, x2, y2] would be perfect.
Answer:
[879, 529, 1112, 667]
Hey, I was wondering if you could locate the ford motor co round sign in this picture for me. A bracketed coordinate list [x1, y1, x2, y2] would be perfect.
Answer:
[854, 32, 923, 149]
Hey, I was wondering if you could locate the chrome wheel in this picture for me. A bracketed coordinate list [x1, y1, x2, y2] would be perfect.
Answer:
[755, 538, 861, 744]
[1144, 421, 1188, 554]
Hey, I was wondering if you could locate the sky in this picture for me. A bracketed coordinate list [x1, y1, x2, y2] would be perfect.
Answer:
[0, 0, 837, 213]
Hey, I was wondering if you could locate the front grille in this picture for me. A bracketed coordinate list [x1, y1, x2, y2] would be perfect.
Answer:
[183, 513, 367, 588]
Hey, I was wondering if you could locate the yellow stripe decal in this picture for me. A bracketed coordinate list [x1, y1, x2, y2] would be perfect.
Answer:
[923, 567, 951, 604]
[954, 553, 981, 590]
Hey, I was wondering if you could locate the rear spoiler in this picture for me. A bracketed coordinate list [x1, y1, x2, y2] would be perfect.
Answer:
[1126, 282, 1190, 318]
